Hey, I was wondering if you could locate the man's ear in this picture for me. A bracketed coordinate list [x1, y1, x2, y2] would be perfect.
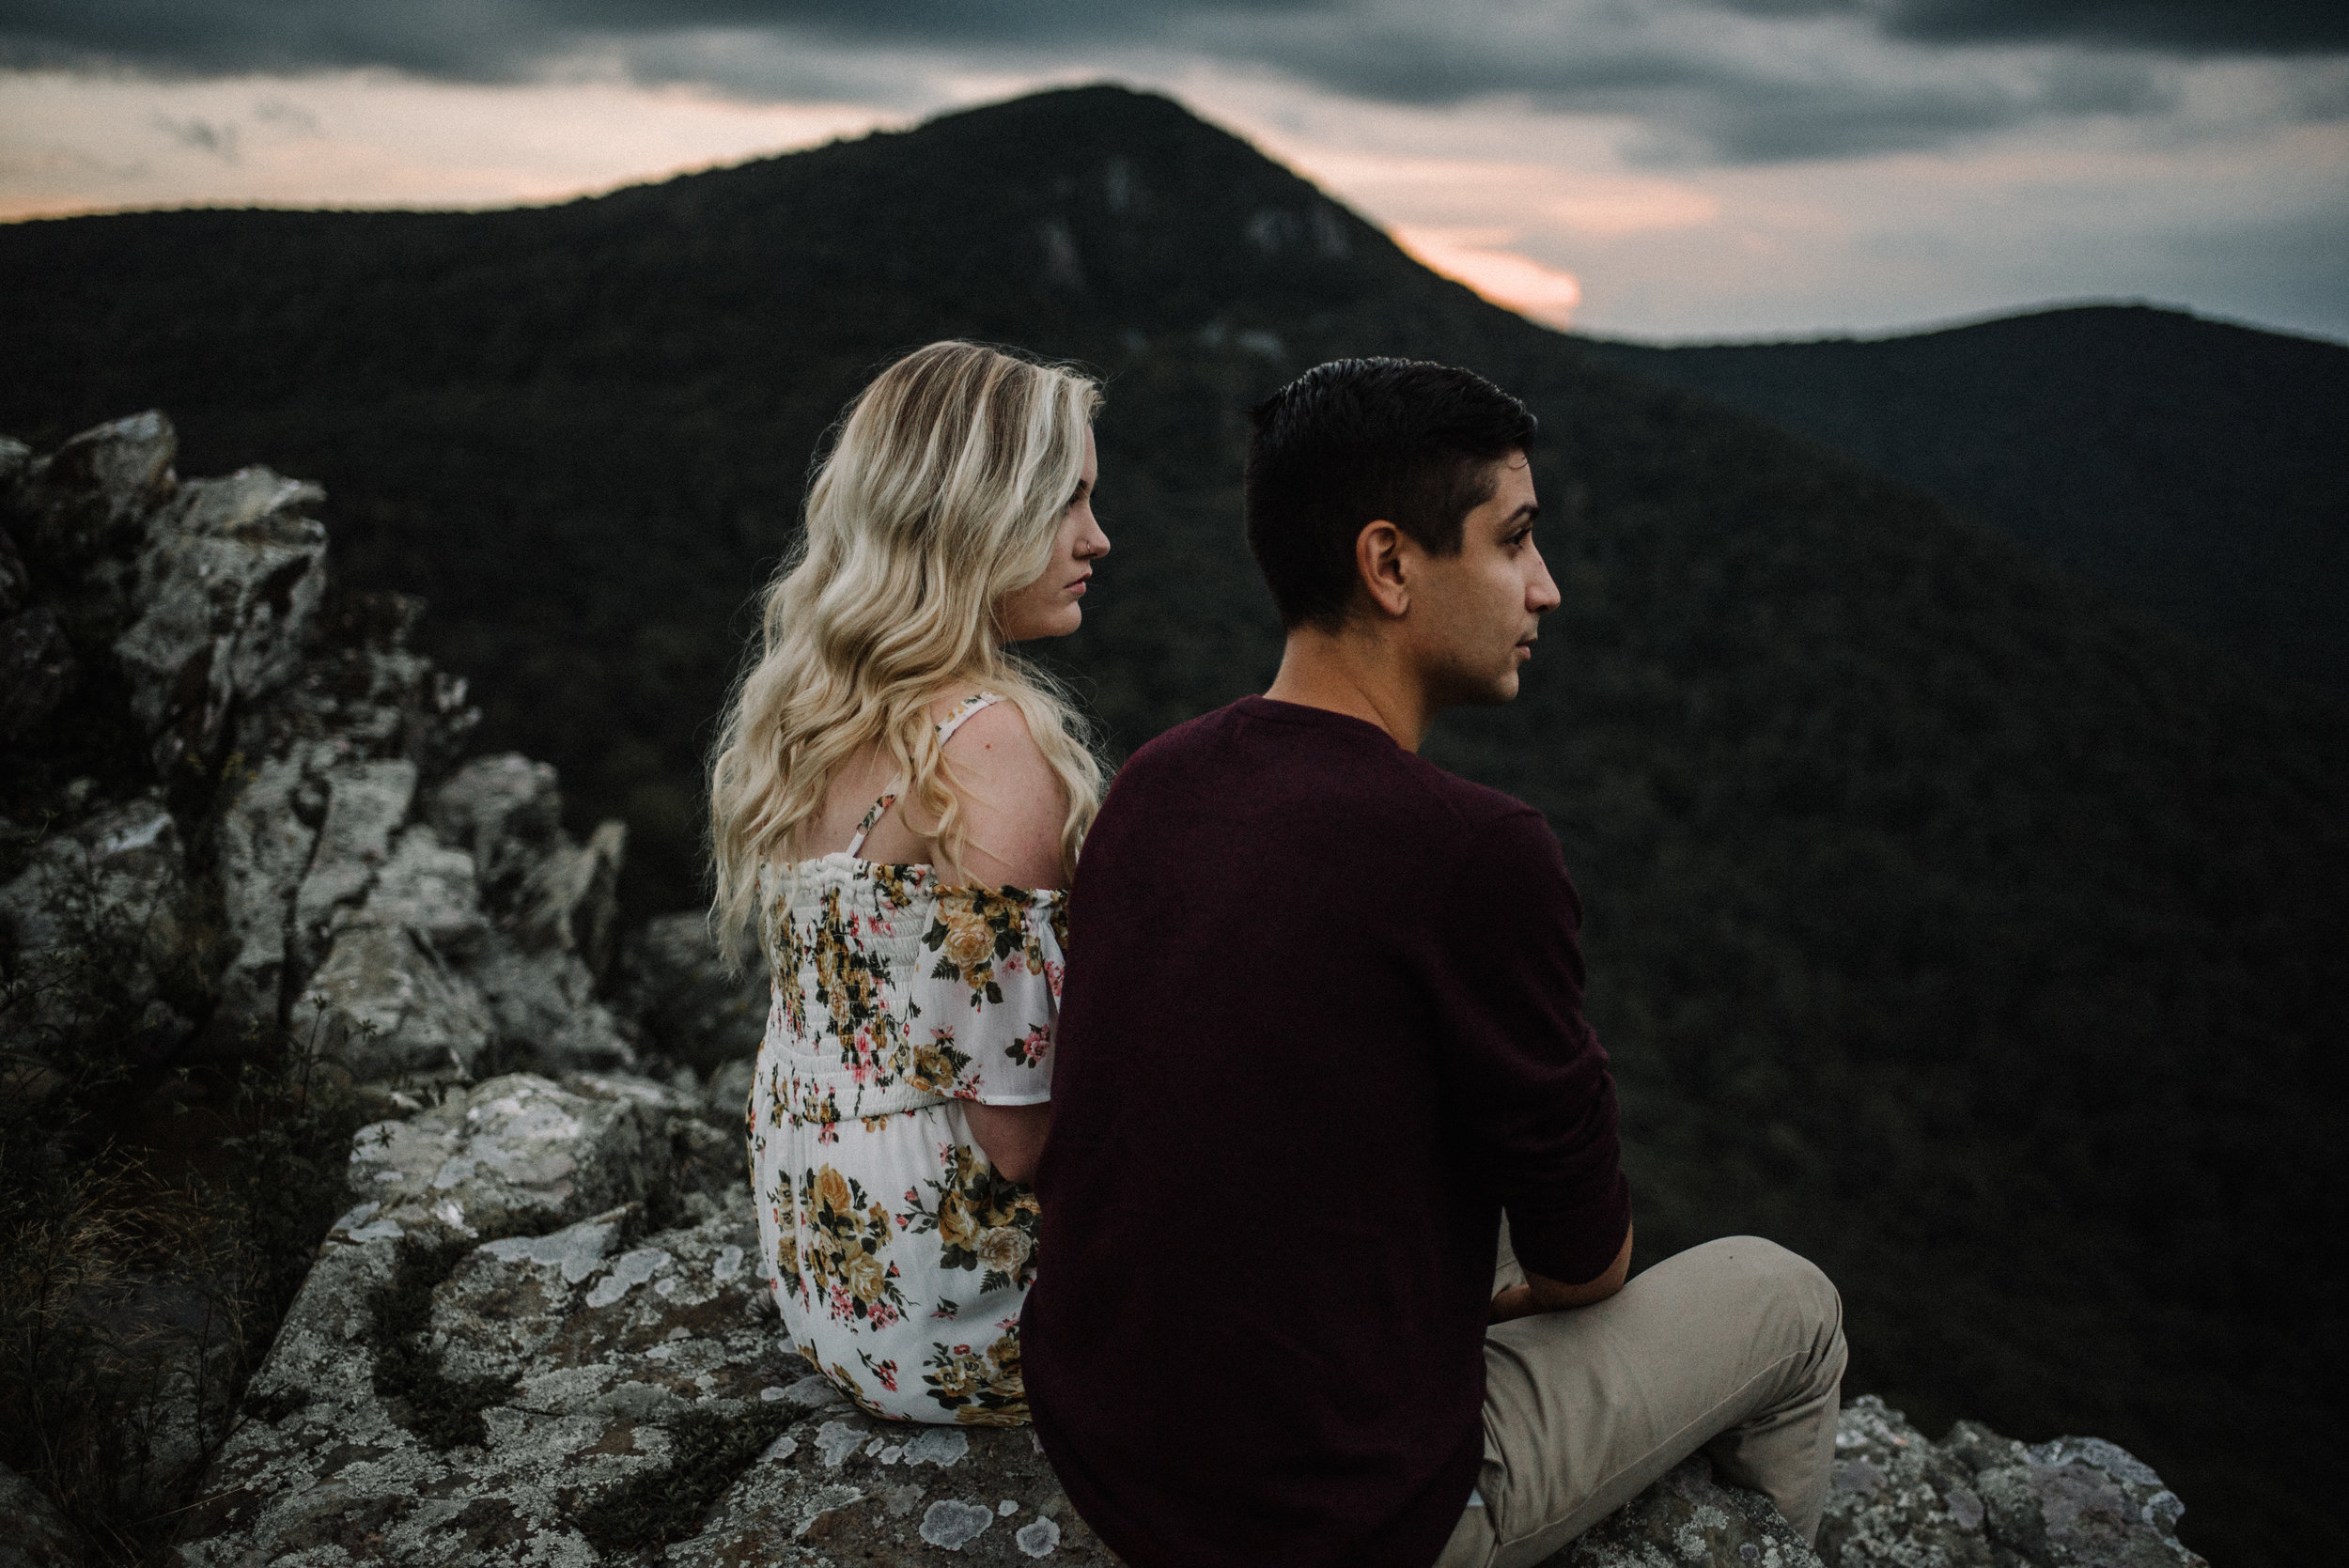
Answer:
[1354, 520, 1410, 619]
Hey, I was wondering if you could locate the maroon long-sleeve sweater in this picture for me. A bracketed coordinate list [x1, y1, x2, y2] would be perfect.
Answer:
[1025, 696, 1631, 1568]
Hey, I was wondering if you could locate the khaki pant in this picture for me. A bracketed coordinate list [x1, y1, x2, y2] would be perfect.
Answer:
[1433, 1229, 1848, 1568]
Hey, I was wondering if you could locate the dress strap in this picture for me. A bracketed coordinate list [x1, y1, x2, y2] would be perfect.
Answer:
[936, 690, 1003, 742]
[843, 692, 1003, 858]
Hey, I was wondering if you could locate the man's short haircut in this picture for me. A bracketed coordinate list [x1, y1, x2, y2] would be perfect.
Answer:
[1245, 358, 1538, 630]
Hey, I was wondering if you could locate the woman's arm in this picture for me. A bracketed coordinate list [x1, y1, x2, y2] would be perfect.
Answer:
[941, 699, 1066, 1183]
[964, 1101, 1052, 1185]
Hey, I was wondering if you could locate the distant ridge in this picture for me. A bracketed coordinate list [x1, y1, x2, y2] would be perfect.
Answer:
[1579, 304, 2349, 698]
[2, 83, 2343, 1566]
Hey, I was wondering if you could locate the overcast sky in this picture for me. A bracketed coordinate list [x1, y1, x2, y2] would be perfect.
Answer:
[3, 0, 2343, 342]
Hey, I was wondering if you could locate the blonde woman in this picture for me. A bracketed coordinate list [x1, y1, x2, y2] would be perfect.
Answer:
[709, 341, 1107, 1424]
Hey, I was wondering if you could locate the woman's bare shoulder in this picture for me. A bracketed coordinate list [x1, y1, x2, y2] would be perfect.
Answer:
[941, 696, 1068, 887]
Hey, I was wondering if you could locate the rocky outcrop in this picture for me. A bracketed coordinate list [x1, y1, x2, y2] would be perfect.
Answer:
[174, 1058, 2214, 1567]
[0, 411, 631, 1082]
[114, 463, 329, 780]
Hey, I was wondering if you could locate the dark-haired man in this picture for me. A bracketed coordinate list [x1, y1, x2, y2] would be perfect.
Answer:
[1023, 359, 1846, 1568]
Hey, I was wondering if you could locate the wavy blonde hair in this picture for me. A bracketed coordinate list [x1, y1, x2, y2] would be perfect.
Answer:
[708, 341, 1107, 958]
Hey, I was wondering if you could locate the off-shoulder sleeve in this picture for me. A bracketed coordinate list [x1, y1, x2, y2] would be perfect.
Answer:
[910, 884, 1066, 1106]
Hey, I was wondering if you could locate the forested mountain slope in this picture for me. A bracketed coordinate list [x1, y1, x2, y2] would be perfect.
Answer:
[2, 84, 2343, 1565]
[1579, 305, 2349, 696]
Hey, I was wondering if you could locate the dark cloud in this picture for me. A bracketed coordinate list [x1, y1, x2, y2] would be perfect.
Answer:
[0, 0, 562, 79]
[1177, 7, 2190, 162]
[1877, 0, 2349, 56]
[0, 1, 1302, 76]
[0, 0, 2339, 165]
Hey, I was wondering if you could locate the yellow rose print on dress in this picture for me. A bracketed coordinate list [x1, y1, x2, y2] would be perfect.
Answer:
[899, 1143, 1041, 1294]
[801, 1163, 910, 1328]
[925, 886, 1056, 1008]
[922, 1324, 1028, 1424]
[868, 862, 925, 910]
[910, 1027, 976, 1098]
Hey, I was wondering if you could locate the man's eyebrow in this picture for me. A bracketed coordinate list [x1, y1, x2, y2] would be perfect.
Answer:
[1505, 503, 1539, 527]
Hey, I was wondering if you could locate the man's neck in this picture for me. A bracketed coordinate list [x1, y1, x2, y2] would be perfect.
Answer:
[1263, 625, 1433, 753]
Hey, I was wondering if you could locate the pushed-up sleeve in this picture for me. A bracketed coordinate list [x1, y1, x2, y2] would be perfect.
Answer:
[1427, 808, 1630, 1286]
[909, 885, 1066, 1106]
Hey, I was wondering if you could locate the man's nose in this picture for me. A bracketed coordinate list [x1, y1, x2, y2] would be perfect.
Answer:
[1528, 549, 1562, 613]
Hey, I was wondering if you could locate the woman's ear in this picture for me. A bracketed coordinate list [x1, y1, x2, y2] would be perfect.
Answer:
[1354, 520, 1411, 619]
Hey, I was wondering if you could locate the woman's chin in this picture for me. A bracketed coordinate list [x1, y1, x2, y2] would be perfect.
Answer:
[1002, 608, 1081, 643]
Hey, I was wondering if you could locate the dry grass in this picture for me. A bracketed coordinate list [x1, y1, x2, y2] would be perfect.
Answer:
[2, 848, 365, 1565]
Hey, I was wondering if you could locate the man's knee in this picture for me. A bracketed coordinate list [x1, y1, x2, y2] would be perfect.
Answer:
[1699, 1236, 1844, 1365]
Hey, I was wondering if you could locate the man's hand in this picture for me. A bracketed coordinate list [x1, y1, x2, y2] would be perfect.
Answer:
[1490, 1223, 1634, 1323]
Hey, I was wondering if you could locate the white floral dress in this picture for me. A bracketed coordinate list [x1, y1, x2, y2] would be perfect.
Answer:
[747, 692, 1067, 1424]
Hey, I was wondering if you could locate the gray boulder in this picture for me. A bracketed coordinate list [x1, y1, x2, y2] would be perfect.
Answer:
[113, 463, 328, 778]
[210, 753, 323, 1032]
[7, 411, 177, 641]
[178, 1072, 725, 1565]
[291, 757, 420, 970]
[708, 1055, 756, 1124]
[232, 591, 479, 779]
[514, 816, 627, 984]
[177, 1069, 2214, 1568]
[428, 753, 566, 912]
[463, 925, 640, 1073]
[420, 753, 640, 1071]
[623, 908, 770, 1075]
[340, 1072, 663, 1239]
[348, 823, 493, 957]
